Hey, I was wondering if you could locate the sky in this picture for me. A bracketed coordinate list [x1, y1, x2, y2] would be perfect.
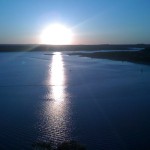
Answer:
[0, 0, 150, 44]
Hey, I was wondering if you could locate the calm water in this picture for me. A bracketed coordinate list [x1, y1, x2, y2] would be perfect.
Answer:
[0, 51, 150, 150]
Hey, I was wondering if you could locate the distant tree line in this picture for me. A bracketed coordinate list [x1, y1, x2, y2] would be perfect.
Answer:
[0, 44, 150, 52]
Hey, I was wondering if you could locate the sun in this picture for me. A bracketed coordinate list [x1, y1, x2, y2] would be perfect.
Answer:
[40, 23, 73, 45]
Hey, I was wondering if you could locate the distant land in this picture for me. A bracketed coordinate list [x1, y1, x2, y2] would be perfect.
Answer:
[0, 44, 150, 52]
[70, 47, 150, 65]
[0, 44, 150, 65]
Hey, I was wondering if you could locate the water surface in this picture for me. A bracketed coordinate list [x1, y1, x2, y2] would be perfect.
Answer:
[0, 52, 150, 150]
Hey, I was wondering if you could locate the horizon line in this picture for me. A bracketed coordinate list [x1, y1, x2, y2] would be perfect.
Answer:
[0, 43, 149, 46]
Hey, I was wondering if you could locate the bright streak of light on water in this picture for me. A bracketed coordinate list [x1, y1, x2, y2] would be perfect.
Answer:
[39, 52, 71, 145]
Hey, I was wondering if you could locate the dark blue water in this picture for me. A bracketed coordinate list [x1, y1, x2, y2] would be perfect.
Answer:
[0, 52, 150, 150]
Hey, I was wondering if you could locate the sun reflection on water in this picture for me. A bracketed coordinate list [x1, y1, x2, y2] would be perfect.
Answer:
[41, 52, 71, 145]
[51, 52, 64, 86]
[50, 52, 65, 103]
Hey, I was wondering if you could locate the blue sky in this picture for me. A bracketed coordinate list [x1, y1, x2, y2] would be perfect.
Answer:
[0, 0, 150, 44]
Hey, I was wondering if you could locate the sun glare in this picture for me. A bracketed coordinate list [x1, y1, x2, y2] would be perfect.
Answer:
[40, 23, 73, 45]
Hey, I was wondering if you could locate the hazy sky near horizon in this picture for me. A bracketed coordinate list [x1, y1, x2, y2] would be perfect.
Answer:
[0, 0, 150, 44]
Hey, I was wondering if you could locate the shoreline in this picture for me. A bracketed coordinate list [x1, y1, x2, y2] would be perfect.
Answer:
[0, 44, 150, 66]
[69, 48, 150, 66]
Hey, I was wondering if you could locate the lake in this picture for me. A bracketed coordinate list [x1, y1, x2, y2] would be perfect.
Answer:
[0, 51, 150, 150]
